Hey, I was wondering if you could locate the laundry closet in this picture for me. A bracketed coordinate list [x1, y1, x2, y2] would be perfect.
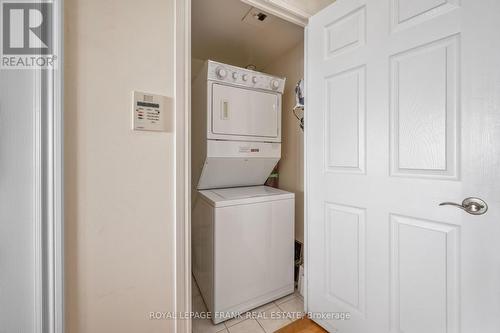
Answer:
[190, 0, 310, 328]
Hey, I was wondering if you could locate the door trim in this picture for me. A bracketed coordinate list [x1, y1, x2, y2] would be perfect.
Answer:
[52, 2, 64, 330]
[174, 0, 192, 332]
[34, 0, 64, 331]
[177, 1, 307, 331]
[303, 25, 310, 315]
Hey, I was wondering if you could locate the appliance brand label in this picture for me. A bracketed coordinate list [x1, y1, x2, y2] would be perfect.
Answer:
[239, 147, 260, 153]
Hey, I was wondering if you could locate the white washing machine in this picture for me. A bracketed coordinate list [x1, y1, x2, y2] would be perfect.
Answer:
[191, 61, 294, 323]
[192, 186, 294, 324]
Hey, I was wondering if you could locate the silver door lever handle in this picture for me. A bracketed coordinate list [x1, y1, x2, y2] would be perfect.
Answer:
[439, 197, 488, 215]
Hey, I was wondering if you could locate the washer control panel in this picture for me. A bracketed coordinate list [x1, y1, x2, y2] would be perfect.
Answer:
[207, 60, 285, 93]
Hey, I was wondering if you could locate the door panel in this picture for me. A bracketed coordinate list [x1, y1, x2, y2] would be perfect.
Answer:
[324, 203, 366, 317]
[390, 215, 460, 333]
[390, 35, 459, 178]
[390, 0, 459, 31]
[325, 66, 366, 173]
[211, 84, 279, 138]
[324, 6, 366, 59]
[307, 0, 500, 332]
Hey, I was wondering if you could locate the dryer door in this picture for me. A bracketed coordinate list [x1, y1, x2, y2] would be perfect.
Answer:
[211, 83, 280, 141]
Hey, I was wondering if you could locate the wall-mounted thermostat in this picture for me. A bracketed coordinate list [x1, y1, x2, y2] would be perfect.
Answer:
[132, 91, 172, 132]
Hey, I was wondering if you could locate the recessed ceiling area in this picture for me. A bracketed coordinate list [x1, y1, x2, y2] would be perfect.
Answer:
[192, 0, 305, 70]
[272, 0, 335, 16]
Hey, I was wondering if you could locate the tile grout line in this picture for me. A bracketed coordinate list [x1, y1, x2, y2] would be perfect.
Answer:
[194, 290, 300, 333]
[275, 294, 298, 306]
[225, 317, 248, 331]
[257, 305, 293, 333]
[255, 317, 267, 333]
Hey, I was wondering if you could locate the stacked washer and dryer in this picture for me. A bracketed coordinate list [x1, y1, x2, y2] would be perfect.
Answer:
[192, 60, 295, 324]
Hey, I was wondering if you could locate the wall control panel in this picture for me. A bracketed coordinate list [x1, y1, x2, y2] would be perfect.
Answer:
[132, 91, 172, 132]
[207, 60, 286, 94]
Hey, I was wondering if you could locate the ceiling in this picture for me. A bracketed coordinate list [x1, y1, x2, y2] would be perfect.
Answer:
[273, 0, 335, 16]
[192, 0, 306, 70]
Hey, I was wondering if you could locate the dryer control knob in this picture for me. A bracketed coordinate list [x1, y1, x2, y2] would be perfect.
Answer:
[271, 79, 280, 90]
[216, 67, 227, 79]
[242, 74, 249, 81]
[232, 72, 238, 80]
[252, 76, 258, 83]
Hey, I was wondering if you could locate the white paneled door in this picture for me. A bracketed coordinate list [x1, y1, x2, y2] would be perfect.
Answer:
[306, 0, 500, 332]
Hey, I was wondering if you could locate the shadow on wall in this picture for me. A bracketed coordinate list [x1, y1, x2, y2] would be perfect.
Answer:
[265, 40, 305, 243]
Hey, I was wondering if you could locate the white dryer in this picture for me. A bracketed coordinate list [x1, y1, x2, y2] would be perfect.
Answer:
[192, 60, 285, 190]
[192, 186, 294, 324]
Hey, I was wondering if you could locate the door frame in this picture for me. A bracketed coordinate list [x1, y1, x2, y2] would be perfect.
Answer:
[32, 0, 65, 331]
[47, 0, 65, 326]
[174, 0, 192, 332]
[174, 1, 310, 331]
[303, 25, 311, 317]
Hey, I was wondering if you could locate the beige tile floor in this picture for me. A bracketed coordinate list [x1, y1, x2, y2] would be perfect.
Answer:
[192, 277, 304, 333]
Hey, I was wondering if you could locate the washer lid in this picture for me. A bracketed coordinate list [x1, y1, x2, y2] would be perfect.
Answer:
[198, 186, 294, 207]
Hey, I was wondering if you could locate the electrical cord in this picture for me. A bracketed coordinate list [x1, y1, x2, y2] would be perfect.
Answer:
[293, 106, 304, 131]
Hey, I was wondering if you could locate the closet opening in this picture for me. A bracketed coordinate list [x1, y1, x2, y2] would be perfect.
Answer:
[190, 0, 307, 331]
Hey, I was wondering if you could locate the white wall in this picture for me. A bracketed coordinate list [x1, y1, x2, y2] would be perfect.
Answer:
[64, 0, 176, 331]
[265, 41, 305, 243]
